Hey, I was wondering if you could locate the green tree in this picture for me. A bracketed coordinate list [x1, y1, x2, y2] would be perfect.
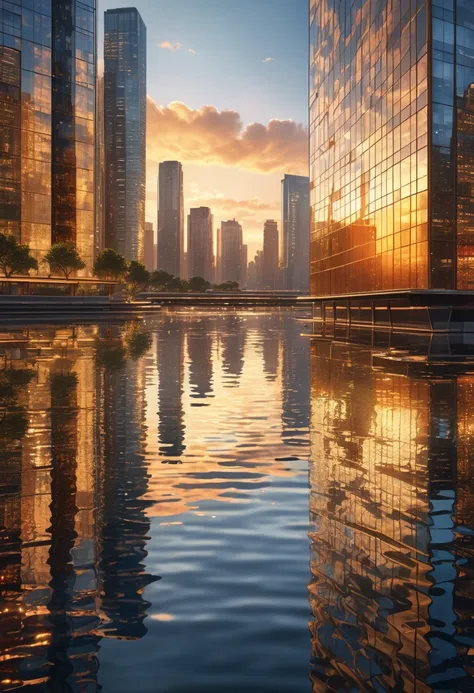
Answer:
[44, 243, 85, 279]
[93, 248, 128, 280]
[188, 276, 211, 292]
[0, 233, 38, 277]
[125, 261, 150, 300]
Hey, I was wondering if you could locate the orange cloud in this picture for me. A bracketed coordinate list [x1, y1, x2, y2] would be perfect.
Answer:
[146, 99, 308, 175]
[188, 195, 279, 215]
[159, 41, 182, 52]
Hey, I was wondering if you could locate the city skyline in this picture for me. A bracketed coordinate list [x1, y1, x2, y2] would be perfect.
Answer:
[99, 0, 309, 259]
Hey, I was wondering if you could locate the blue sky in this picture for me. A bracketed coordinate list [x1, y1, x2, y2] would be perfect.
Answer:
[99, 0, 308, 125]
[98, 0, 309, 257]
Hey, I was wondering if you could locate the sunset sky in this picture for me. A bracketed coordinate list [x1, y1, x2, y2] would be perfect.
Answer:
[99, 0, 309, 260]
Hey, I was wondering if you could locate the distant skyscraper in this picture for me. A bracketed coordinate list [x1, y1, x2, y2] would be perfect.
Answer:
[144, 222, 155, 272]
[247, 260, 257, 290]
[0, 0, 97, 273]
[281, 175, 310, 291]
[104, 8, 147, 262]
[221, 220, 243, 283]
[263, 220, 279, 289]
[240, 245, 248, 288]
[187, 207, 213, 281]
[216, 228, 222, 283]
[96, 74, 105, 258]
[158, 161, 184, 276]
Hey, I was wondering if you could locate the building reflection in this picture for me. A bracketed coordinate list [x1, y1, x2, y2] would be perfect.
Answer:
[0, 323, 156, 688]
[281, 317, 310, 447]
[220, 315, 246, 387]
[157, 315, 186, 459]
[308, 340, 474, 691]
[187, 317, 214, 404]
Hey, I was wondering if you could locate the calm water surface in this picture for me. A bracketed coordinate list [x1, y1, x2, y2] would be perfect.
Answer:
[0, 311, 474, 692]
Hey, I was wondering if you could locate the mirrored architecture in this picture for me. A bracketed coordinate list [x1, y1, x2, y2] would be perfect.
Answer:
[309, 0, 474, 329]
[104, 7, 146, 262]
[0, 0, 97, 272]
[308, 338, 474, 692]
[281, 174, 310, 292]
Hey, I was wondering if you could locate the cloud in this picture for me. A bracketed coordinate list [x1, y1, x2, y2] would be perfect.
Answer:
[146, 99, 308, 175]
[189, 195, 279, 215]
[159, 41, 182, 52]
[262, 57, 274, 63]
[188, 48, 197, 54]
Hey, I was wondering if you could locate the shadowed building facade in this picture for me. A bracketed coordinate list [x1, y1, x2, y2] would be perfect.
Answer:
[281, 174, 310, 291]
[104, 7, 146, 262]
[221, 219, 243, 284]
[309, 0, 474, 328]
[158, 160, 184, 276]
[263, 220, 279, 289]
[0, 0, 97, 272]
[187, 206, 213, 282]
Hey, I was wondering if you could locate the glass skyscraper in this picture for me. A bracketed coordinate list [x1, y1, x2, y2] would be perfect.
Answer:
[281, 174, 310, 292]
[104, 7, 146, 262]
[0, 0, 97, 272]
[310, 0, 474, 297]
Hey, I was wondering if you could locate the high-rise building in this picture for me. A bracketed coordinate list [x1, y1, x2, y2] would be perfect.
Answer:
[104, 7, 146, 262]
[96, 74, 105, 259]
[0, 0, 97, 273]
[281, 175, 310, 292]
[187, 207, 213, 282]
[240, 244, 248, 289]
[143, 222, 155, 272]
[157, 161, 184, 276]
[221, 220, 243, 284]
[263, 220, 279, 289]
[309, 0, 474, 330]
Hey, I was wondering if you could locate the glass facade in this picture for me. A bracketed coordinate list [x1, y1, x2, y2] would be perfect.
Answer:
[0, 0, 96, 272]
[310, 0, 470, 296]
[104, 7, 146, 263]
[281, 174, 310, 292]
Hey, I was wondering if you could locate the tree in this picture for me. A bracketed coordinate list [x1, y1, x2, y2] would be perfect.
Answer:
[213, 281, 239, 291]
[125, 326, 152, 360]
[44, 243, 85, 279]
[150, 269, 175, 290]
[188, 276, 211, 292]
[0, 233, 38, 277]
[93, 248, 128, 280]
[125, 261, 150, 300]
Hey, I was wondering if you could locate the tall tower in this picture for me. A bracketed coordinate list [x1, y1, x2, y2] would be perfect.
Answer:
[221, 220, 243, 284]
[143, 221, 155, 272]
[157, 161, 184, 276]
[0, 0, 97, 274]
[281, 174, 310, 292]
[187, 207, 213, 282]
[104, 7, 147, 262]
[309, 0, 474, 316]
[263, 220, 279, 289]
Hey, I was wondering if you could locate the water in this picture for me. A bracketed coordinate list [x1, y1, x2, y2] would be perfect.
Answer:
[0, 311, 474, 692]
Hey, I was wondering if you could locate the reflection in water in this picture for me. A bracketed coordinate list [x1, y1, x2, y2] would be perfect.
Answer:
[0, 313, 312, 692]
[4, 315, 474, 691]
[308, 340, 474, 692]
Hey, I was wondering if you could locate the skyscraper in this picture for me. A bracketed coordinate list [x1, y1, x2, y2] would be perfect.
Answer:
[187, 207, 213, 282]
[309, 0, 474, 329]
[0, 0, 97, 273]
[157, 161, 184, 276]
[143, 221, 154, 272]
[221, 219, 243, 284]
[281, 175, 310, 292]
[104, 7, 146, 262]
[263, 220, 279, 289]
[240, 244, 248, 288]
